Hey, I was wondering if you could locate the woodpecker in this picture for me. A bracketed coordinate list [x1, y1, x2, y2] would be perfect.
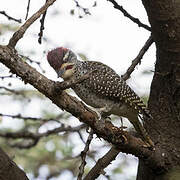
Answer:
[47, 47, 154, 147]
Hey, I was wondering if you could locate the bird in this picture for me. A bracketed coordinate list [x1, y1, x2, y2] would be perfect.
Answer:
[47, 47, 154, 147]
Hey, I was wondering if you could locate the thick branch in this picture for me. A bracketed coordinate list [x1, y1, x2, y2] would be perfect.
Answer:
[0, 45, 166, 172]
[8, 0, 56, 48]
[0, 148, 29, 180]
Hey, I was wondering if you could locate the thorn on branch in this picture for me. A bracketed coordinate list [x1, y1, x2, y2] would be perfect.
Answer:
[0, 11, 21, 23]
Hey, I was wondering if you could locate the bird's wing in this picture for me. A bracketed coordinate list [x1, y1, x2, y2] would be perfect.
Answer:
[82, 61, 149, 116]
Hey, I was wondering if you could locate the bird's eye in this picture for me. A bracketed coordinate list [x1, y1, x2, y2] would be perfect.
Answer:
[65, 65, 74, 70]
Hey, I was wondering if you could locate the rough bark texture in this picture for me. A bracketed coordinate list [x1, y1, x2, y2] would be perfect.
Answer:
[0, 147, 29, 180]
[0, 45, 160, 165]
[138, 1, 180, 179]
[0, 0, 180, 179]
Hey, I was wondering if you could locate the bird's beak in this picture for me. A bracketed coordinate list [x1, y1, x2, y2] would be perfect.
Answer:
[57, 69, 64, 78]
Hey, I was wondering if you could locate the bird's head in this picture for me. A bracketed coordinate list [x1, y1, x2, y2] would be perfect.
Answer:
[47, 47, 77, 80]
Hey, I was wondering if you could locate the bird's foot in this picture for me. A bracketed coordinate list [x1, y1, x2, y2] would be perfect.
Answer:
[142, 142, 155, 150]
[144, 140, 155, 150]
[119, 125, 127, 130]
[96, 109, 111, 123]
[95, 105, 112, 120]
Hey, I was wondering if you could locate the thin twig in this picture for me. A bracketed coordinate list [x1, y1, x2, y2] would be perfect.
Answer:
[0, 11, 21, 23]
[0, 124, 86, 149]
[19, 54, 45, 72]
[0, 86, 23, 96]
[47, 171, 63, 180]
[122, 35, 154, 81]
[19, 54, 40, 65]
[78, 129, 94, 180]
[0, 124, 86, 139]
[0, 75, 14, 79]
[0, 113, 64, 123]
[107, 0, 151, 31]
[84, 147, 119, 180]
[9, 139, 39, 149]
[73, 0, 91, 18]
[38, 0, 48, 44]
[77, 131, 86, 144]
[8, 0, 57, 48]
[25, 0, 31, 20]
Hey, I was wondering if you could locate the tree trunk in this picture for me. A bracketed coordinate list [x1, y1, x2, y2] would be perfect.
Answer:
[0, 147, 29, 180]
[138, 1, 180, 179]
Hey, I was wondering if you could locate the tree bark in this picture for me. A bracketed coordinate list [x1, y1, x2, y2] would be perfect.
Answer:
[0, 147, 29, 180]
[1, 0, 180, 179]
[138, 1, 180, 179]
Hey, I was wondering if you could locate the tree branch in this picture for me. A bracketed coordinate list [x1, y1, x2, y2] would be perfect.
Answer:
[0, 124, 86, 149]
[0, 86, 24, 96]
[84, 146, 119, 180]
[38, 0, 48, 44]
[0, 45, 166, 172]
[0, 148, 29, 179]
[10, 139, 39, 149]
[0, 113, 64, 123]
[107, 0, 151, 31]
[19, 54, 45, 72]
[25, 0, 31, 20]
[122, 34, 154, 81]
[78, 129, 94, 180]
[0, 74, 14, 79]
[73, 0, 91, 17]
[8, 0, 57, 48]
[0, 11, 21, 23]
[0, 124, 85, 140]
[0, 0, 165, 172]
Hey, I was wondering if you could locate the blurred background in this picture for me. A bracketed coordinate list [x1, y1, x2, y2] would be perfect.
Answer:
[0, 0, 155, 179]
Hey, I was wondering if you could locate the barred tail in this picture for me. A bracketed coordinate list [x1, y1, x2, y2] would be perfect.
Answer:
[124, 92, 152, 119]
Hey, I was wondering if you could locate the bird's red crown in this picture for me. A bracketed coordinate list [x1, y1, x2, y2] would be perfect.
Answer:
[47, 47, 68, 71]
